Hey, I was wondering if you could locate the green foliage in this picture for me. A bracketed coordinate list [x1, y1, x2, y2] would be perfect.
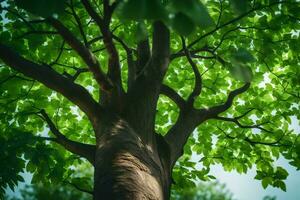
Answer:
[116, 0, 214, 36]
[6, 182, 92, 200]
[230, 0, 249, 15]
[170, 0, 214, 29]
[15, 0, 67, 18]
[1, 0, 300, 198]
[172, 12, 196, 36]
[117, 0, 166, 21]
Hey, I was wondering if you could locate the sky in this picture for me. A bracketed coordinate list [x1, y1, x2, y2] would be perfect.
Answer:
[211, 158, 300, 200]
[209, 115, 300, 200]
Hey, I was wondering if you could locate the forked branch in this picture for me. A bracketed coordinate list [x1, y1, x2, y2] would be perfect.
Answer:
[181, 37, 202, 105]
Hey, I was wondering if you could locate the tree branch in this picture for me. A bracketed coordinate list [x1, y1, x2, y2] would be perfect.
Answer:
[49, 40, 65, 66]
[217, 127, 287, 147]
[81, 0, 122, 88]
[38, 109, 96, 165]
[69, 0, 88, 46]
[165, 109, 204, 167]
[206, 83, 250, 118]
[214, 116, 272, 133]
[170, 46, 211, 60]
[112, 34, 136, 90]
[0, 43, 101, 123]
[181, 37, 202, 105]
[151, 21, 170, 77]
[160, 84, 186, 110]
[137, 39, 151, 73]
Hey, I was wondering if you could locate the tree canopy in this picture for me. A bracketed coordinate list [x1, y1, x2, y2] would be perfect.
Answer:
[0, 0, 299, 198]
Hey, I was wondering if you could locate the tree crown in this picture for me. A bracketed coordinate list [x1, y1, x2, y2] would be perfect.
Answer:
[0, 0, 299, 197]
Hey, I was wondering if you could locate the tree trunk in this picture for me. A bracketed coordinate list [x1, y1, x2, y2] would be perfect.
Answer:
[93, 118, 172, 200]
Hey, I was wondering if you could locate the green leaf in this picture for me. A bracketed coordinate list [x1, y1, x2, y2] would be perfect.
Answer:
[171, 0, 214, 28]
[16, 174, 25, 182]
[116, 0, 147, 20]
[116, 0, 166, 21]
[228, 64, 253, 82]
[230, 0, 249, 15]
[274, 180, 287, 192]
[262, 177, 272, 189]
[231, 48, 255, 64]
[275, 167, 289, 180]
[135, 22, 148, 42]
[16, 0, 66, 18]
[278, 181, 287, 192]
[207, 175, 216, 179]
[172, 12, 195, 36]
[295, 143, 300, 156]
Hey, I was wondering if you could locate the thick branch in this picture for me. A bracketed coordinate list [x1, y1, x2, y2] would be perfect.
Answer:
[0, 43, 100, 123]
[39, 109, 96, 164]
[81, 0, 122, 87]
[47, 18, 113, 91]
[165, 109, 204, 167]
[137, 39, 151, 72]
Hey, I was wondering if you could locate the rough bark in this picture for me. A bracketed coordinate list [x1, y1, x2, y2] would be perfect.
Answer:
[93, 116, 172, 200]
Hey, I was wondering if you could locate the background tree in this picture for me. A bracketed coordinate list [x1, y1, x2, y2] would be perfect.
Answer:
[6, 182, 92, 200]
[0, 0, 299, 199]
[6, 181, 234, 200]
[171, 181, 234, 200]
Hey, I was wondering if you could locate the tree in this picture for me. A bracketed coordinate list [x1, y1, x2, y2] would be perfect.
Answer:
[6, 182, 92, 200]
[171, 181, 234, 200]
[0, 0, 299, 199]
